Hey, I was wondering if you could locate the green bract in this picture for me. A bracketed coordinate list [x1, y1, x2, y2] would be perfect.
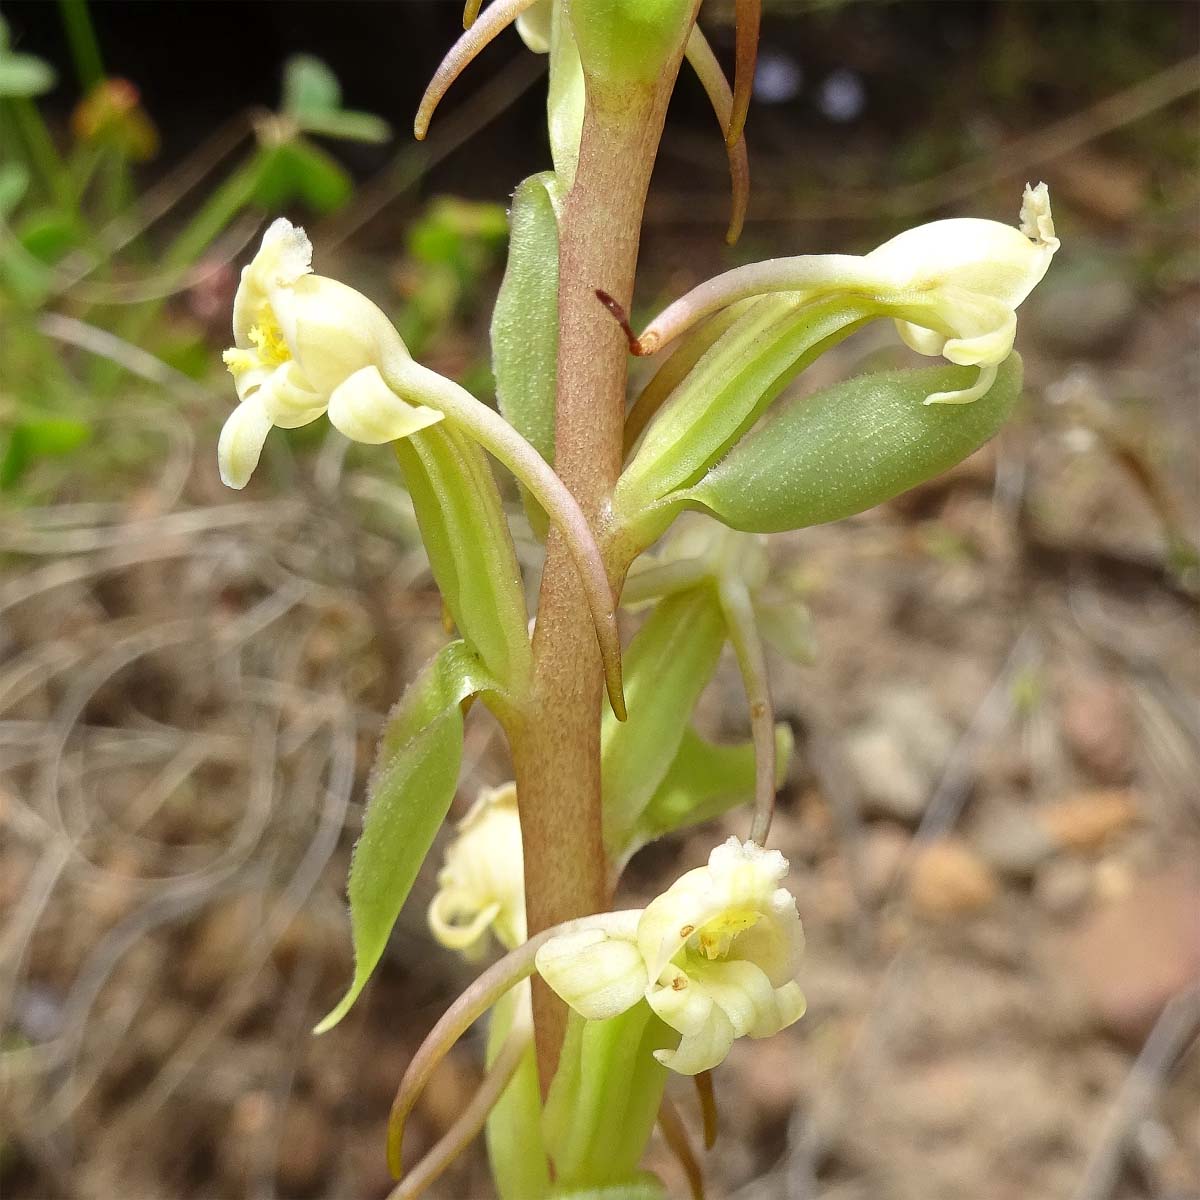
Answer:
[395, 425, 533, 691]
[600, 587, 726, 856]
[678, 355, 1024, 533]
[543, 1008, 672, 1191]
[491, 172, 560, 534]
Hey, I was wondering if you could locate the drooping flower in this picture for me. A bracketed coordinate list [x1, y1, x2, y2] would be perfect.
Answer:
[218, 219, 442, 488]
[632, 183, 1060, 404]
[428, 783, 526, 959]
[536, 837, 805, 1075]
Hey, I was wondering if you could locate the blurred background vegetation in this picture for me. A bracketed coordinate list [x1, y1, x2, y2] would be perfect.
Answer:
[1, 3, 1197, 1199]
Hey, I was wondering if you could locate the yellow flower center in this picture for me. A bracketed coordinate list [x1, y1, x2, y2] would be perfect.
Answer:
[247, 308, 291, 366]
[693, 906, 761, 961]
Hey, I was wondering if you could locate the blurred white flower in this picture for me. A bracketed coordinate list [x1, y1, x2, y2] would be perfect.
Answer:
[536, 837, 805, 1075]
[428, 783, 526, 959]
[219, 219, 442, 488]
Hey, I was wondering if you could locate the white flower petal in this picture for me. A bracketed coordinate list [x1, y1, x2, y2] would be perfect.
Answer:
[646, 964, 715, 1037]
[698, 959, 783, 1039]
[327, 365, 444, 445]
[535, 929, 648, 1021]
[288, 277, 408, 396]
[232, 219, 313, 344]
[258, 362, 327, 429]
[653, 1005, 735, 1076]
[428, 891, 501, 956]
[217, 395, 272, 489]
[894, 319, 947, 358]
[637, 837, 791, 978]
[769, 981, 807, 1035]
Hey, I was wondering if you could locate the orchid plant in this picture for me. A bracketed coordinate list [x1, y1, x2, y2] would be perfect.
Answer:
[217, 2, 1059, 1196]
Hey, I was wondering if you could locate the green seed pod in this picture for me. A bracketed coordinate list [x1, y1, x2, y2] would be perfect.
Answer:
[676, 355, 1023, 533]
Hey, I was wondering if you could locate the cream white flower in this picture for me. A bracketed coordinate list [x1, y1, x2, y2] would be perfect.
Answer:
[636, 183, 1060, 405]
[535, 837, 805, 1075]
[218, 218, 443, 488]
[428, 783, 526, 959]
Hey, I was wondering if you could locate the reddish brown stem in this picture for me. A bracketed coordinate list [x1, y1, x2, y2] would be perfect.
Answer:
[516, 62, 693, 1089]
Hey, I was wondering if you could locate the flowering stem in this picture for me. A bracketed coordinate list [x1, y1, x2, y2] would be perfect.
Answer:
[515, 62, 690, 1087]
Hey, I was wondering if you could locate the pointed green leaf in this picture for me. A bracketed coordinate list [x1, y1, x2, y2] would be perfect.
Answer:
[680, 356, 1023, 533]
[601, 587, 726, 855]
[491, 173, 559, 536]
[252, 140, 352, 215]
[315, 641, 499, 1033]
[627, 723, 793, 857]
[395, 424, 532, 692]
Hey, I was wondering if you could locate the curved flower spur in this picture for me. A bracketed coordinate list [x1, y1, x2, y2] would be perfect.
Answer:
[613, 182, 1060, 405]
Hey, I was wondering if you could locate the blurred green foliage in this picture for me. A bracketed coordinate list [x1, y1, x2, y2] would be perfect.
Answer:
[0, 5, 392, 494]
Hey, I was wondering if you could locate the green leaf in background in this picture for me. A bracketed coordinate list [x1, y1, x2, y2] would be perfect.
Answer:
[17, 206, 86, 262]
[251, 139, 351, 214]
[626, 723, 794, 860]
[1, 417, 92, 488]
[282, 53, 341, 118]
[315, 641, 500, 1034]
[282, 53, 391, 143]
[601, 586, 726, 856]
[395, 424, 532, 693]
[0, 161, 30, 216]
[294, 108, 391, 144]
[679, 355, 1024, 533]
[0, 17, 56, 97]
